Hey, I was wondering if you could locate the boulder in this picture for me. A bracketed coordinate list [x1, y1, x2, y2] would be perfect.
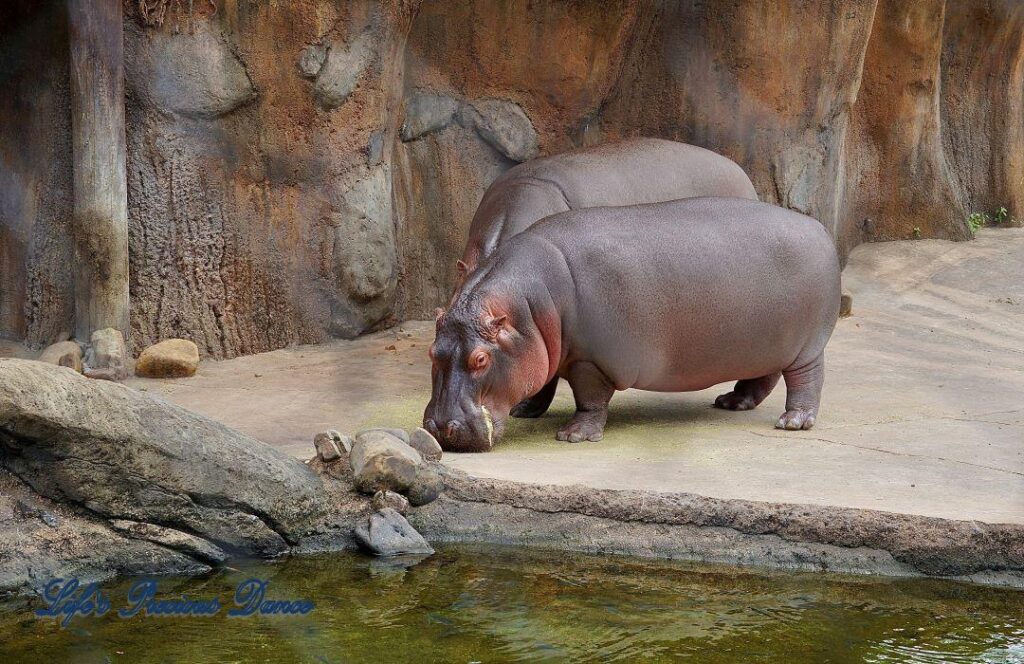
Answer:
[356, 427, 410, 444]
[408, 427, 443, 461]
[36, 341, 83, 373]
[350, 431, 423, 494]
[313, 432, 342, 462]
[84, 328, 128, 381]
[407, 465, 444, 507]
[353, 508, 434, 557]
[0, 359, 328, 556]
[135, 339, 200, 378]
[371, 490, 410, 515]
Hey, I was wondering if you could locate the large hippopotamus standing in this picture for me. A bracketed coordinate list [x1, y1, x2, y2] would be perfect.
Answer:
[455, 137, 758, 419]
[424, 197, 840, 452]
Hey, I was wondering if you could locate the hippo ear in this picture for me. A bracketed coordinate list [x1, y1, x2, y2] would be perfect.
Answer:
[456, 260, 468, 277]
[482, 314, 508, 341]
[433, 307, 446, 321]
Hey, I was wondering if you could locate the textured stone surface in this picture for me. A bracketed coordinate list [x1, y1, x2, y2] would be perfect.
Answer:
[3, 0, 1024, 355]
[354, 508, 434, 556]
[371, 489, 409, 515]
[36, 341, 83, 373]
[350, 430, 423, 494]
[408, 427, 442, 462]
[85, 327, 128, 380]
[313, 431, 342, 462]
[407, 464, 444, 507]
[135, 338, 200, 378]
[0, 359, 328, 556]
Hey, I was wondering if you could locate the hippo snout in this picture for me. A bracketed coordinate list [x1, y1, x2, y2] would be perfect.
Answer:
[423, 407, 498, 453]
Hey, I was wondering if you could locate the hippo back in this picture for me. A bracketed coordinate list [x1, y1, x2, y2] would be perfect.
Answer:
[461, 138, 757, 274]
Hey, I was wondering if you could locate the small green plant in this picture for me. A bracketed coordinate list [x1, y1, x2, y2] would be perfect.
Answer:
[967, 212, 989, 234]
[996, 207, 1009, 225]
[912, 227, 922, 239]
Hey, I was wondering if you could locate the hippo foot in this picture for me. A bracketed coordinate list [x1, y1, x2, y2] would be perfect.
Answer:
[714, 391, 757, 411]
[555, 417, 605, 443]
[775, 409, 816, 430]
[510, 398, 547, 419]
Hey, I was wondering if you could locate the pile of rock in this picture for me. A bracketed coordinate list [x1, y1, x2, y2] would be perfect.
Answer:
[312, 426, 445, 558]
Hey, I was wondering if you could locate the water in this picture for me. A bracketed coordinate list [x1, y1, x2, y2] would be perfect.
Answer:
[2, 545, 1022, 663]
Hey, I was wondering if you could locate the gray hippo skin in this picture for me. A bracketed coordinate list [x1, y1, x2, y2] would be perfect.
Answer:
[424, 197, 840, 452]
[458, 137, 758, 418]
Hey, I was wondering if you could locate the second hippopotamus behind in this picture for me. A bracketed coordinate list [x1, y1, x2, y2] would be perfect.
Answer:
[423, 197, 840, 452]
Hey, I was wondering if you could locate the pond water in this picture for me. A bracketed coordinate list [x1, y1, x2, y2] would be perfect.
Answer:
[2, 545, 1022, 663]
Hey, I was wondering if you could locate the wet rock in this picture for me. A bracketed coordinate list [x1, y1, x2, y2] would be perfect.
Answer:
[297, 43, 328, 78]
[407, 465, 444, 507]
[315, 30, 374, 110]
[350, 431, 423, 494]
[400, 93, 460, 142]
[840, 291, 853, 318]
[0, 359, 328, 556]
[37, 341, 83, 373]
[467, 98, 539, 163]
[356, 427, 410, 444]
[372, 490, 410, 515]
[128, 20, 256, 119]
[109, 519, 228, 565]
[135, 339, 200, 378]
[313, 432, 342, 462]
[354, 508, 434, 557]
[408, 427, 443, 462]
[84, 328, 128, 381]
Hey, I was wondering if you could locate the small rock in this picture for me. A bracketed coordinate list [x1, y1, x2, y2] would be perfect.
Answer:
[350, 431, 423, 494]
[313, 432, 342, 462]
[407, 465, 444, 507]
[329, 430, 354, 454]
[37, 341, 83, 373]
[371, 490, 409, 515]
[84, 328, 128, 381]
[356, 427, 410, 444]
[40, 511, 60, 528]
[840, 291, 853, 318]
[135, 339, 200, 378]
[297, 43, 328, 78]
[354, 508, 434, 557]
[408, 427, 442, 461]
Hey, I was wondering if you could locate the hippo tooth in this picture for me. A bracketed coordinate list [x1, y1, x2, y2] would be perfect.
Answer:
[481, 405, 494, 447]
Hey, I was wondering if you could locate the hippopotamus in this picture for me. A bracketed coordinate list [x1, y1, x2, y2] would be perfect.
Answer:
[455, 137, 758, 418]
[457, 137, 757, 280]
[423, 197, 840, 452]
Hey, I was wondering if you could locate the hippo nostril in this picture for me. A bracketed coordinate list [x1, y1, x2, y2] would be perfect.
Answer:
[445, 420, 462, 441]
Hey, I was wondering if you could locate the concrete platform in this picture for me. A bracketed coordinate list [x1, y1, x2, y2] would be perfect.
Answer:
[106, 228, 1021, 527]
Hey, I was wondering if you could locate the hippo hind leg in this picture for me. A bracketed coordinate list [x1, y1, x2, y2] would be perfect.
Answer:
[556, 362, 615, 443]
[510, 377, 559, 418]
[714, 373, 781, 411]
[777, 352, 825, 430]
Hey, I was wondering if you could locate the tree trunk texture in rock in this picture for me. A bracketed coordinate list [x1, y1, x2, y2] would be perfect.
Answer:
[68, 0, 129, 342]
[1, 0, 1021, 358]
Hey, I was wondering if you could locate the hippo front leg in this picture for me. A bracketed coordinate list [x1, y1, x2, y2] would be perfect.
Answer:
[777, 352, 825, 430]
[510, 377, 559, 418]
[556, 362, 615, 443]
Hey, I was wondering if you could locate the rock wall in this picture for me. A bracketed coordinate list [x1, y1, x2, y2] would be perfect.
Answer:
[1, 0, 1021, 357]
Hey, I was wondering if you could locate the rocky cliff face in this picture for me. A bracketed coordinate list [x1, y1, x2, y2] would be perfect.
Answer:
[1, 0, 1021, 357]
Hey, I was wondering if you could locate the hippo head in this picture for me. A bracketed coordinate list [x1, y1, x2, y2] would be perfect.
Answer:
[423, 291, 552, 452]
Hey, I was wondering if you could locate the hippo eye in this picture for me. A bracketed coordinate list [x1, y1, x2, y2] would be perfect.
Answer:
[468, 349, 490, 372]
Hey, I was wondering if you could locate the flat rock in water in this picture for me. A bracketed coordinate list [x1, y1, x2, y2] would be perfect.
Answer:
[354, 508, 434, 557]
[135, 339, 200, 378]
[350, 431, 423, 494]
[36, 341, 83, 373]
[408, 427, 443, 461]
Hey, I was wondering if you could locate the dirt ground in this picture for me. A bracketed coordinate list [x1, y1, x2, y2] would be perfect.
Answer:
[51, 228, 1024, 526]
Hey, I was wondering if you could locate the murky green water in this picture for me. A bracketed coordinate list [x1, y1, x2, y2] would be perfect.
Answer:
[2, 545, 1022, 663]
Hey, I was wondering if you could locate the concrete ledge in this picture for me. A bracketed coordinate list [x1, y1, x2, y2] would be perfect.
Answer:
[411, 470, 1024, 588]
